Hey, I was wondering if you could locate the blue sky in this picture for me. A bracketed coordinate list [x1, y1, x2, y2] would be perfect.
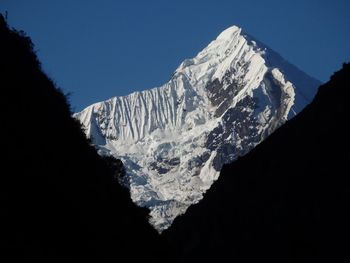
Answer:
[1, 0, 349, 111]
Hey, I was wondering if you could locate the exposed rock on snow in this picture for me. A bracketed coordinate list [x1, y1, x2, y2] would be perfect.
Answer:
[74, 26, 320, 232]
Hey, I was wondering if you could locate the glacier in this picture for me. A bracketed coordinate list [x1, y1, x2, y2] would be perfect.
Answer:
[74, 26, 320, 232]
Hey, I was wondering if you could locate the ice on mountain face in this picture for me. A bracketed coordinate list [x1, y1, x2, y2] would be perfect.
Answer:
[74, 26, 320, 232]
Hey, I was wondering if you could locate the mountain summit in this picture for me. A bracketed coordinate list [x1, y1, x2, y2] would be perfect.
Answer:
[75, 26, 320, 231]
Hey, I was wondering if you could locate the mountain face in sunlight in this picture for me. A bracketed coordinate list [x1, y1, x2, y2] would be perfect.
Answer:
[75, 25, 320, 231]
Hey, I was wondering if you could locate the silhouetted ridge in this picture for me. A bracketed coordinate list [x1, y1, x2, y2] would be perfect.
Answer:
[164, 63, 350, 262]
[2, 13, 348, 262]
[0, 14, 168, 263]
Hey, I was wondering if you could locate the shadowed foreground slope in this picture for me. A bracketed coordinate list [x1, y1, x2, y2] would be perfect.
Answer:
[0, 15, 168, 263]
[165, 63, 350, 262]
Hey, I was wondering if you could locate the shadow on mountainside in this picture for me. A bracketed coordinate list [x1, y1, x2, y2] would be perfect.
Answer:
[164, 63, 350, 262]
[0, 14, 170, 263]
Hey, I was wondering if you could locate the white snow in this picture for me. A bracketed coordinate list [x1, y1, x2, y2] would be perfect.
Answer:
[74, 25, 320, 232]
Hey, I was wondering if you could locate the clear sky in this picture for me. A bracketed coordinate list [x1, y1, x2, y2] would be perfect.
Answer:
[1, 0, 349, 111]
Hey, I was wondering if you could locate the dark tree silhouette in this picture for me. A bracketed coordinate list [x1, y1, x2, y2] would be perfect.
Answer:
[0, 14, 169, 263]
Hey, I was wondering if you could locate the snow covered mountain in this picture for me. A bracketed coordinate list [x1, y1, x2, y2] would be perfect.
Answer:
[74, 26, 320, 232]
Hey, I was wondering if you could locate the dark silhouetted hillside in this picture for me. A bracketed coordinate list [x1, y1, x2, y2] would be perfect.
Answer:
[0, 15, 169, 263]
[165, 63, 350, 262]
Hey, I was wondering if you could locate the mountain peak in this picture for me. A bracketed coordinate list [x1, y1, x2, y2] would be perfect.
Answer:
[216, 25, 241, 40]
[75, 26, 320, 232]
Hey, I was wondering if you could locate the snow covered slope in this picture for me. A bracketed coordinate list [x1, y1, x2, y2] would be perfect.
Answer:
[74, 26, 320, 232]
